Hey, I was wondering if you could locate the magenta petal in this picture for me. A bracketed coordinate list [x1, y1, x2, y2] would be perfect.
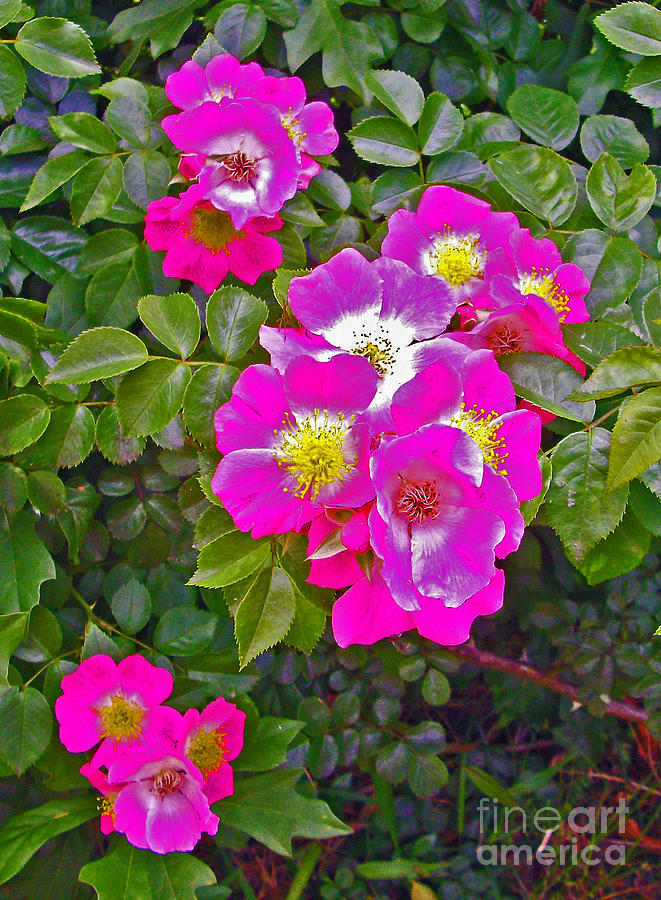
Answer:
[413, 569, 505, 645]
[113, 781, 150, 849]
[55, 699, 101, 752]
[298, 102, 339, 154]
[59, 654, 118, 701]
[259, 325, 337, 373]
[341, 511, 370, 552]
[391, 360, 463, 435]
[228, 231, 282, 284]
[309, 550, 365, 589]
[288, 248, 383, 335]
[212, 449, 320, 537]
[417, 184, 491, 233]
[460, 349, 516, 414]
[215, 364, 289, 454]
[255, 74, 306, 113]
[496, 410, 542, 502]
[145, 791, 205, 854]
[332, 568, 413, 647]
[204, 762, 234, 803]
[381, 208, 434, 273]
[284, 354, 378, 418]
[165, 60, 209, 109]
[480, 466, 524, 557]
[118, 655, 173, 707]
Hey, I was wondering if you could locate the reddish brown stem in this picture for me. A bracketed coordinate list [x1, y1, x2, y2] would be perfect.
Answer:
[444, 642, 648, 725]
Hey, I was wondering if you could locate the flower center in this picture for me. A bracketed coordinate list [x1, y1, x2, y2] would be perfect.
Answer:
[97, 795, 116, 819]
[188, 206, 243, 253]
[187, 727, 228, 776]
[487, 325, 522, 357]
[518, 269, 571, 320]
[352, 340, 394, 377]
[397, 480, 441, 524]
[451, 404, 509, 475]
[282, 112, 306, 147]
[96, 694, 144, 742]
[223, 151, 257, 182]
[276, 410, 354, 500]
[210, 85, 233, 103]
[429, 229, 487, 287]
[152, 767, 184, 798]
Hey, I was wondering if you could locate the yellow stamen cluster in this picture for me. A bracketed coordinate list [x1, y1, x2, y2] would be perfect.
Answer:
[188, 207, 242, 254]
[187, 727, 228, 776]
[519, 267, 571, 319]
[353, 340, 395, 377]
[397, 480, 441, 524]
[275, 409, 354, 500]
[96, 694, 144, 742]
[452, 403, 508, 475]
[97, 796, 115, 819]
[430, 228, 487, 287]
[282, 111, 306, 146]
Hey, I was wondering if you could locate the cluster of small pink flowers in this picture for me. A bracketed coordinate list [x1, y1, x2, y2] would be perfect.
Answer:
[145, 53, 338, 293]
[55, 654, 245, 854]
[212, 186, 590, 648]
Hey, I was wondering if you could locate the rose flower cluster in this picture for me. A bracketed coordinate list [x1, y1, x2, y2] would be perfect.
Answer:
[144, 53, 339, 292]
[212, 186, 590, 648]
[55, 653, 245, 854]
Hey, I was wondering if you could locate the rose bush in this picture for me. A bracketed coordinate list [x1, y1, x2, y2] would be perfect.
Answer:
[1, 0, 661, 897]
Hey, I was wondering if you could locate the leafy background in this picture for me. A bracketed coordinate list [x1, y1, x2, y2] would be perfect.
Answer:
[2, 0, 661, 897]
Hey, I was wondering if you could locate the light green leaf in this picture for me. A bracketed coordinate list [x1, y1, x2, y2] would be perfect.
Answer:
[577, 507, 651, 585]
[47, 327, 148, 383]
[235, 566, 296, 668]
[0, 395, 50, 454]
[580, 114, 650, 167]
[348, 116, 419, 167]
[182, 363, 239, 447]
[154, 607, 217, 656]
[15, 17, 101, 77]
[586, 152, 656, 231]
[20, 150, 90, 211]
[189, 531, 271, 589]
[417, 91, 463, 156]
[0, 685, 52, 774]
[215, 768, 351, 855]
[206, 287, 267, 362]
[507, 84, 579, 151]
[48, 113, 117, 155]
[138, 292, 200, 359]
[79, 841, 216, 900]
[0, 511, 55, 613]
[122, 150, 171, 209]
[596, 1, 661, 55]
[116, 358, 191, 438]
[234, 716, 304, 771]
[0, 46, 26, 119]
[70, 157, 123, 226]
[608, 386, 661, 490]
[490, 146, 577, 226]
[364, 69, 425, 126]
[0, 796, 97, 886]
[626, 56, 661, 108]
[570, 347, 661, 400]
[545, 428, 629, 564]
[0, 0, 21, 29]
[17, 404, 95, 469]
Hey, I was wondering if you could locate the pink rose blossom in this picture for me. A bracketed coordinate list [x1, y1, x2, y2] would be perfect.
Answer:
[144, 191, 283, 292]
[165, 55, 264, 110]
[80, 761, 125, 835]
[163, 99, 299, 228]
[307, 506, 372, 589]
[390, 351, 542, 503]
[332, 562, 504, 648]
[212, 354, 379, 538]
[55, 654, 174, 755]
[107, 748, 219, 854]
[381, 185, 521, 305]
[260, 249, 462, 429]
[368, 426, 521, 611]
[176, 697, 245, 804]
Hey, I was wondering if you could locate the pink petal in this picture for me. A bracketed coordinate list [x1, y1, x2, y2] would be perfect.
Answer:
[332, 567, 413, 647]
[118, 655, 173, 707]
[215, 364, 289, 454]
[412, 569, 505, 645]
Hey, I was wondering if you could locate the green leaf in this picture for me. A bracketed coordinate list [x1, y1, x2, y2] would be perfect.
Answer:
[0, 511, 54, 613]
[190, 531, 271, 589]
[206, 287, 267, 362]
[154, 606, 217, 656]
[0, 685, 52, 774]
[215, 768, 351, 856]
[577, 507, 651, 585]
[26, 471, 65, 515]
[562, 320, 643, 368]
[79, 842, 216, 900]
[562, 230, 642, 317]
[372, 169, 423, 215]
[85, 261, 142, 329]
[408, 754, 448, 798]
[0, 123, 45, 155]
[608, 386, 661, 490]
[568, 39, 628, 116]
[462, 764, 518, 807]
[490, 146, 577, 226]
[116, 359, 191, 438]
[20, 150, 90, 211]
[0, 0, 21, 29]
[626, 57, 661, 108]
[70, 157, 123, 226]
[580, 114, 649, 168]
[545, 428, 629, 564]
[283, 0, 382, 100]
[11, 216, 86, 283]
[402, 9, 445, 43]
[235, 566, 296, 668]
[0, 395, 50, 454]
[234, 716, 304, 771]
[48, 327, 148, 383]
[520, 454, 552, 526]
[586, 152, 656, 231]
[95, 405, 146, 465]
[0, 46, 26, 119]
[0, 796, 97, 886]
[80, 229, 139, 276]
[123, 150, 171, 209]
[497, 353, 595, 423]
[182, 363, 238, 447]
[595, 1, 661, 55]
[105, 97, 151, 148]
[507, 84, 579, 151]
[284, 590, 327, 653]
[110, 579, 151, 634]
[422, 668, 451, 706]
[0, 612, 27, 680]
[417, 91, 463, 156]
[363, 69, 425, 126]
[48, 113, 117, 155]
[138, 293, 200, 359]
[215, 3, 266, 59]
[108, 0, 204, 44]
[15, 17, 101, 77]
[17, 404, 95, 469]
[571, 347, 661, 400]
[348, 117, 419, 167]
